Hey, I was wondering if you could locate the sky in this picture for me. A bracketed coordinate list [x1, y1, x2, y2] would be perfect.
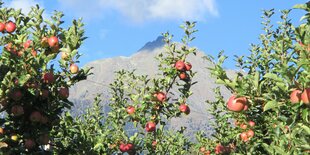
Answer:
[3, 0, 308, 68]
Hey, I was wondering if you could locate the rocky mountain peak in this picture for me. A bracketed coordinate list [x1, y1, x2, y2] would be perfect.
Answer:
[137, 36, 165, 52]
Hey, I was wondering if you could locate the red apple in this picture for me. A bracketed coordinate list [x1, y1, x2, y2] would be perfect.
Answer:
[227, 95, 247, 112]
[240, 132, 248, 142]
[145, 121, 156, 132]
[119, 143, 127, 152]
[185, 62, 192, 71]
[24, 139, 35, 150]
[10, 89, 23, 101]
[290, 89, 302, 104]
[179, 104, 190, 115]
[126, 106, 135, 115]
[70, 64, 79, 74]
[48, 36, 59, 47]
[11, 105, 24, 116]
[0, 22, 5, 32]
[119, 143, 134, 152]
[59, 87, 69, 99]
[301, 88, 310, 105]
[174, 60, 185, 71]
[247, 130, 255, 138]
[42, 72, 54, 84]
[215, 144, 225, 154]
[179, 72, 187, 80]
[126, 143, 134, 152]
[23, 40, 32, 49]
[5, 21, 16, 33]
[240, 123, 247, 130]
[248, 121, 255, 127]
[29, 111, 42, 122]
[156, 92, 166, 102]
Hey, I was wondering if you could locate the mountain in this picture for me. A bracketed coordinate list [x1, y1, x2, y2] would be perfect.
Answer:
[137, 36, 165, 52]
[69, 36, 234, 137]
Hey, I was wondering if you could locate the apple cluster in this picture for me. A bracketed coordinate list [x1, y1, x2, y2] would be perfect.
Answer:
[175, 60, 192, 81]
[235, 120, 255, 142]
[175, 60, 192, 115]
[119, 143, 135, 154]
[0, 21, 16, 33]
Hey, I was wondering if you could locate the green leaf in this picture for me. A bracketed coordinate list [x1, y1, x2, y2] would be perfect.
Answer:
[264, 73, 283, 82]
[215, 79, 226, 85]
[297, 123, 310, 135]
[302, 108, 309, 122]
[293, 4, 307, 10]
[263, 100, 278, 111]
[262, 143, 274, 154]
[273, 146, 288, 155]
[19, 74, 31, 86]
[93, 143, 103, 150]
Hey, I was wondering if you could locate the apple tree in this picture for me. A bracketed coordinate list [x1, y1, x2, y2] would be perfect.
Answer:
[52, 22, 198, 154]
[0, 1, 90, 154]
[196, 2, 310, 154]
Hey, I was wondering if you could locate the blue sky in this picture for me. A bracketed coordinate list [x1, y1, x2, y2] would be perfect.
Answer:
[4, 0, 308, 68]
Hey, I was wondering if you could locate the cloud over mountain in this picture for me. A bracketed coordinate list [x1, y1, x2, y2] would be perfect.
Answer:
[57, 0, 219, 22]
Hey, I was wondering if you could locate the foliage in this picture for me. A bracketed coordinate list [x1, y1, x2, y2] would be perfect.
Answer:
[0, 1, 309, 155]
[0, 1, 91, 154]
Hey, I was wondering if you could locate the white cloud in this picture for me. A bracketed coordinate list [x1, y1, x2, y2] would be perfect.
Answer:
[4, 0, 49, 19]
[5, 0, 41, 14]
[58, 0, 219, 22]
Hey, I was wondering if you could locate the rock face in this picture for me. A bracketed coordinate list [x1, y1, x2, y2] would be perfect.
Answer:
[69, 36, 233, 137]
